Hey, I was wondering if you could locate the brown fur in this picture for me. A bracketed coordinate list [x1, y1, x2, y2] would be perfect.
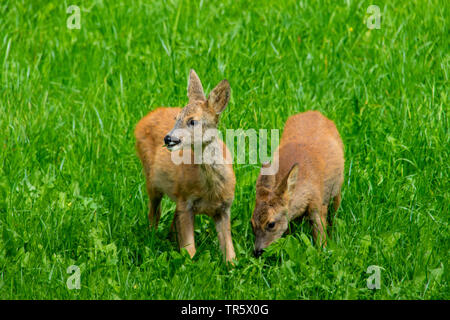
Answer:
[251, 111, 344, 252]
[134, 70, 236, 262]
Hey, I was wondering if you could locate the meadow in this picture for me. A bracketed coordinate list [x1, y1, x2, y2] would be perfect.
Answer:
[0, 0, 448, 299]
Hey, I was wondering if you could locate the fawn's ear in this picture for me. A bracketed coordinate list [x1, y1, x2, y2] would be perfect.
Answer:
[207, 79, 230, 114]
[256, 162, 275, 197]
[187, 69, 206, 102]
[276, 163, 299, 199]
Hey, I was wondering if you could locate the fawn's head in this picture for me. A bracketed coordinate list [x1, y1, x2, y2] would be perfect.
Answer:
[164, 69, 230, 151]
[251, 163, 299, 257]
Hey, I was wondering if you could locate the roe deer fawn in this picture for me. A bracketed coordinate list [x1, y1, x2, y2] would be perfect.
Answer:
[135, 70, 236, 263]
[251, 111, 344, 256]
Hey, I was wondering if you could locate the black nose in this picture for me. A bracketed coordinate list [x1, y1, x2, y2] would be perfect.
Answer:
[164, 135, 180, 146]
[254, 249, 264, 257]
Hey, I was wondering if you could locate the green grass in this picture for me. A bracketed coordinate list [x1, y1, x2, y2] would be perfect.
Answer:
[0, 0, 448, 299]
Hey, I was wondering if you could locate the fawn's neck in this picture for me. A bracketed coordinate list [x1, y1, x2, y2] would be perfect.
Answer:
[198, 138, 229, 196]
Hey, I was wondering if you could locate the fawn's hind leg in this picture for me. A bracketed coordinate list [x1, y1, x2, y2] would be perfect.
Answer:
[309, 202, 328, 247]
[148, 190, 162, 229]
[333, 191, 341, 212]
[326, 190, 341, 239]
[167, 212, 177, 240]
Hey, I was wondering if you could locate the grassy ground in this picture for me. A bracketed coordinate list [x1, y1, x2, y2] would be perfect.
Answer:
[0, 0, 448, 299]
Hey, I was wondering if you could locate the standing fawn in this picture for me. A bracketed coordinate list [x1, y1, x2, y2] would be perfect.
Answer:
[251, 111, 344, 257]
[134, 70, 236, 263]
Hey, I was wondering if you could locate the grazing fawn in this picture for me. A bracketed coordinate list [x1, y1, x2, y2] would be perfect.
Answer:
[134, 70, 236, 263]
[251, 111, 344, 256]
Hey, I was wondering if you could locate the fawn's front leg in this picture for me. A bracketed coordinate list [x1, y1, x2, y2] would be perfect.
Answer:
[214, 204, 236, 263]
[174, 202, 196, 258]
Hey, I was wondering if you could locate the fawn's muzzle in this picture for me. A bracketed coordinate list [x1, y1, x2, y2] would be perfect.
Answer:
[254, 249, 264, 258]
[164, 135, 181, 148]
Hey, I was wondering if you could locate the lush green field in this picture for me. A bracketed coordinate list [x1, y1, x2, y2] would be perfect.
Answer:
[0, 0, 448, 299]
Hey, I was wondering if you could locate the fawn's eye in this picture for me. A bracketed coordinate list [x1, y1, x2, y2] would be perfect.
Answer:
[188, 119, 198, 127]
[267, 221, 276, 230]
